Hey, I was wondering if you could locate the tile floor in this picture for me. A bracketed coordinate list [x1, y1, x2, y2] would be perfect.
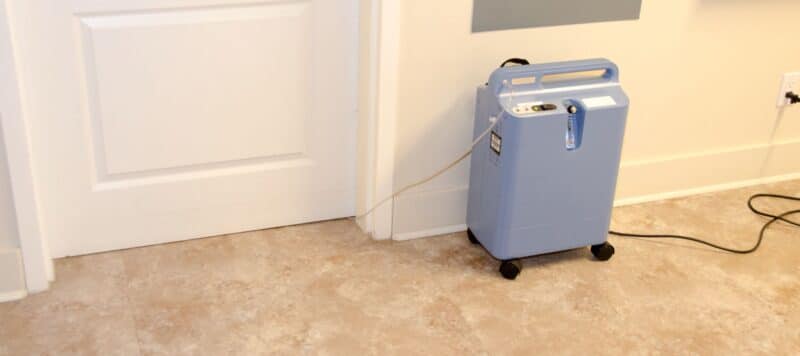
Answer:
[1, 180, 799, 355]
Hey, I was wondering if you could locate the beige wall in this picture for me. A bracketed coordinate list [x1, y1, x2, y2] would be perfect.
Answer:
[391, 0, 800, 236]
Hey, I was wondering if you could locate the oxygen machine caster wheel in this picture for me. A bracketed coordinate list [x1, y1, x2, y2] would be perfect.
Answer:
[467, 229, 480, 245]
[591, 242, 615, 261]
[499, 260, 522, 280]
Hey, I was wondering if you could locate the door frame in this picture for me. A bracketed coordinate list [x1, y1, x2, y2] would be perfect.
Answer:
[0, 0, 53, 293]
[1, 0, 401, 292]
[356, 0, 399, 240]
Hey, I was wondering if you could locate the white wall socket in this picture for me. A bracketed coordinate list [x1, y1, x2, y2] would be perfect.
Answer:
[777, 72, 800, 107]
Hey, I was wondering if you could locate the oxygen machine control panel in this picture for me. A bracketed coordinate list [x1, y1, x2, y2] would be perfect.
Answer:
[512, 102, 557, 115]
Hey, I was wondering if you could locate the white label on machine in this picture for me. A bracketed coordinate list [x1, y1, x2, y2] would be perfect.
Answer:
[582, 96, 617, 108]
[490, 131, 502, 155]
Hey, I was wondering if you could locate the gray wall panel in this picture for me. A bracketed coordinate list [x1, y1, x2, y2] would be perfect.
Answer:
[473, 0, 642, 32]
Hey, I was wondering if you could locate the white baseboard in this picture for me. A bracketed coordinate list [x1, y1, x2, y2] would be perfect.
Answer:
[0, 290, 27, 303]
[393, 224, 467, 241]
[391, 140, 800, 240]
[0, 248, 26, 302]
[393, 186, 469, 237]
[614, 171, 800, 207]
[615, 139, 800, 203]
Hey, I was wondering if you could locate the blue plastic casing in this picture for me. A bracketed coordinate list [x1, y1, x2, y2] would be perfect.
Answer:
[467, 58, 629, 260]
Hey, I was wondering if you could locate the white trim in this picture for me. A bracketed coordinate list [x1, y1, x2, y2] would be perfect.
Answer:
[392, 185, 469, 238]
[0, 0, 51, 292]
[0, 248, 27, 302]
[393, 224, 467, 241]
[614, 171, 800, 207]
[355, 0, 380, 234]
[357, 0, 400, 240]
[0, 290, 27, 303]
[614, 139, 800, 200]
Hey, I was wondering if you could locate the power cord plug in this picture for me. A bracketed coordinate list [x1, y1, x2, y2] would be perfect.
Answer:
[787, 91, 800, 104]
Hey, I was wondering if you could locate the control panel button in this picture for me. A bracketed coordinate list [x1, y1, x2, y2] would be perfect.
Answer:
[513, 102, 557, 115]
[532, 104, 557, 112]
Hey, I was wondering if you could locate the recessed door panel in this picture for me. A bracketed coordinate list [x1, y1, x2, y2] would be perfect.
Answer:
[80, 3, 311, 176]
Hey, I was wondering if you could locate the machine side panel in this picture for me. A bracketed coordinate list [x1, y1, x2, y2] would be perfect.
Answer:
[467, 86, 505, 249]
[503, 103, 627, 257]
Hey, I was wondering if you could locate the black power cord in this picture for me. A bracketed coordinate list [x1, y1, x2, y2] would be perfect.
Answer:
[609, 194, 800, 254]
[787, 91, 800, 105]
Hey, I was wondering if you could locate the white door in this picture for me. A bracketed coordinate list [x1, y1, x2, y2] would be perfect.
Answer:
[9, 0, 358, 257]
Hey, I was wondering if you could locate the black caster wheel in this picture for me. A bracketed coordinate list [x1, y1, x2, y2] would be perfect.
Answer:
[499, 260, 522, 280]
[591, 242, 615, 261]
[467, 228, 480, 245]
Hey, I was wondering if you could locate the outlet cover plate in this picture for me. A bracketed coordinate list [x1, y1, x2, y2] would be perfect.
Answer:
[777, 72, 800, 107]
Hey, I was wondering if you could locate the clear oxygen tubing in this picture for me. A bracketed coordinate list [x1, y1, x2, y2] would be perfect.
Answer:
[356, 116, 499, 220]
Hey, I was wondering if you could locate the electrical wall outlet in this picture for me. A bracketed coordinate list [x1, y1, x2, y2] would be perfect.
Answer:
[777, 72, 800, 107]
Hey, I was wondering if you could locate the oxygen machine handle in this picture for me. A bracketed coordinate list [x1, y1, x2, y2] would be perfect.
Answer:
[489, 58, 619, 93]
[532, 59, 618, 82]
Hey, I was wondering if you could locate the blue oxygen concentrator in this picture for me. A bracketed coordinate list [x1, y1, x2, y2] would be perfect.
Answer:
[466, 58, 629, 280]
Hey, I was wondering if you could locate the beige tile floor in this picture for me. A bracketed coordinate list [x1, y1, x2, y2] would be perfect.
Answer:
[1, 180, 799, 355]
